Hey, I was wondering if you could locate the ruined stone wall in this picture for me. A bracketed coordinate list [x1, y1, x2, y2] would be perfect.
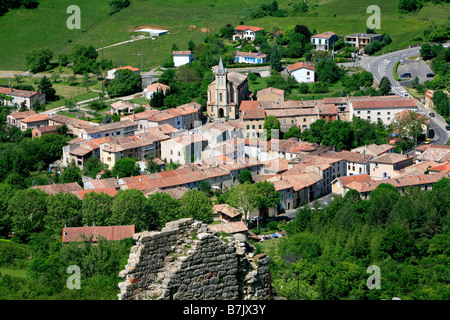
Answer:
[118, 218, 270, 300]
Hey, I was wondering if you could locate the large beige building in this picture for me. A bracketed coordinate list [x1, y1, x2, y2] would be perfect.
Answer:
[161, 133, 208, 165]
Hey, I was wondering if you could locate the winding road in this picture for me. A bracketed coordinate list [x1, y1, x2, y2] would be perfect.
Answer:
[359, 44, 450, 145]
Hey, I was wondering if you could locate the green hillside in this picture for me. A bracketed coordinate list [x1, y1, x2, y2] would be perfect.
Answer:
[0, 0, 448, 71]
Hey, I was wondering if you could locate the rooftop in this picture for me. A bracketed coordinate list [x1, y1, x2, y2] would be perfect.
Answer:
[62, 225, 135, 242]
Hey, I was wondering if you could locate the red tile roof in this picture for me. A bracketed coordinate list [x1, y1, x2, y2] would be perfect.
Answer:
[288, 62, 315, 72]
[311, 31, 336, 39]
[234, 25, 263, 32]
[33, 182, 83, 195]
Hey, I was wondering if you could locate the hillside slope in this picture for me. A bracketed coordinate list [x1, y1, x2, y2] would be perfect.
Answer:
[0, 0, 448, 71]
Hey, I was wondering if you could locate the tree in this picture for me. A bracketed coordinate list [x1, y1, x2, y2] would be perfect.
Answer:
[263, 115, 281, 140]
[38, 76, 56, 101]
[109, 0, 130, 14]
[179, 190, 213, 223]
[8, 188, 49, 242]
[316, 59, 342, 83]
[392, 110, 428, 147]
[199, 180, 212, 196]
[25, 48, 53, 73]
[254, 181, 281, 218]
[227, 182, 259, 225]
[283, 126, 301, 139]
[379, 76, 392, 95]
[112, 157, 141, 178]
[45, 193, 82, 234]
[60, 161, 83, 185]
[432, 90, 449, 117]
[146, 157, 160, 174]
[106, 69, 142, 97]
[81, 191, 114, 226]
[109, 189, 157, 231]
[270, 45, 282, 72]
[83, 156, 107, 178]
[379, 224, 416, 262]
[238, 170, 253, 184]
[147, 192, 181, 227]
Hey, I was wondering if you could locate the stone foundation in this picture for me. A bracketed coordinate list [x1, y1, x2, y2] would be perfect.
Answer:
[118, 218, 270, 300]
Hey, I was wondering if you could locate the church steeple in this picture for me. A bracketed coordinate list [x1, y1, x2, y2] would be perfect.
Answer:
[215, 55, 227, 75]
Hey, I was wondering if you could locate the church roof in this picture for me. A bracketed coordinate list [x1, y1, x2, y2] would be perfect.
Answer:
[215, 55, 227, 74]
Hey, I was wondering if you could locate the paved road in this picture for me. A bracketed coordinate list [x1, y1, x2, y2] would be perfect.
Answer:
[359, 44, 450, 145]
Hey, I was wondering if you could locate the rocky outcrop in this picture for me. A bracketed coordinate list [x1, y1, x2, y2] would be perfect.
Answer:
[118, 218, 270, 300]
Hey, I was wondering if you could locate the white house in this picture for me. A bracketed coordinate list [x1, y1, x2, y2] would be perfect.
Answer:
[235, 51, 267, 64]
[311, 31, 337, 51]
[0, 87, 46, 110]
[106, 66, 141, 80]
[232, 25, 264, 42]
[172, 51, 193, 67]
[143, 82, 170, 100]
[286, 62, 315, 83]
[349, 96, 418, 125]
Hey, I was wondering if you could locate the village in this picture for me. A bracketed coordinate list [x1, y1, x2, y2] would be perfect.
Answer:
[1, 24, 449, 245]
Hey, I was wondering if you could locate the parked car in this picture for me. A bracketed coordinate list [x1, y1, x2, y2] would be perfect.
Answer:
[429, 112, 435, 117]
[424, 138, 432, 144]
[426, 73, 434, 78]
[400, 73, 411, 78]
[446, 125, 450, 131]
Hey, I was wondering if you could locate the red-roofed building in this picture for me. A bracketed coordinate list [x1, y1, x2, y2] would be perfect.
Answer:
[107, 66, 140, 80]
[62, 225, 135, 243]
[311, 31, 337, 51]
[285, 62, 315, 83]
[0, 86, 46, 110]
[235, 51, 267, 64]
[233, 25, 264, 41]
[172, 50, 193, 67]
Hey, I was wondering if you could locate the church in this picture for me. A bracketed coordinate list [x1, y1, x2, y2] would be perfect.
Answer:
[207, 56, 250, 120]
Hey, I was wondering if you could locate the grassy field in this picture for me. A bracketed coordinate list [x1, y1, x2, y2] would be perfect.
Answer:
[0, 0, 448, 71]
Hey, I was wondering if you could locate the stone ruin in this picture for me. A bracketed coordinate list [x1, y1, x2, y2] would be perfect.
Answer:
[118, 218, 271, 300]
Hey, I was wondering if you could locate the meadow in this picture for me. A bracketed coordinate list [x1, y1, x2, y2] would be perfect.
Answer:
[0, 0, 448, 71]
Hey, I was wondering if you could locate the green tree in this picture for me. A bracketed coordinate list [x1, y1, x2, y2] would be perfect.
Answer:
[83, 156, 107, 178]
[60, 161, 83, 185]
[25, 48, 53, 73]
[270, 45, 282, 72]
[227, 182, 258, 225]
[38, 76, 56, 101]
[432, 90, 449, 117]
[199, 180, 212, 196]
[109, 189, 157, 231]
[112, 157, 141, 178]
[238, 170, 253, 184]
[379, 76, 392, 96]
[45, 193, 82, 234]
[147, 192, 181, 227]
[8, 188, 49, 242]
[106, 69, 142, 97]
[255, 180, 281, 217]
[379, 224, 416, 262]
[81, 191, 114, 226]
[263, 115, 281, 140]
[316, 59, 342, 83]
[179, 189, 213, 223]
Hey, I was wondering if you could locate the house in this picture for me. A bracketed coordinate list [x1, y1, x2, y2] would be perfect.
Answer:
[352, 143, 395, 157]
[332, 174, 375, 198]
[369, 153, 414, 180]
[256, 87, 284, 102]
[232, 25, 264, 42]
[344, 33, 383, 53]
[241, 109, 266, 139]
[213, 204, 242, 222]
[349, 96, 418, 125]
[310, 31, 337, 51]
[32, 125, 60, 138]
[161, 133, 208, 165]
[143, 82, 170, 100]
[0, 86, 46, 110]
[172, 51, 193, 67]
[33, 182, 83, 195]
[332, 172, 450, 199]
[18, 114, 49, 131]
[415, 145, 450, 164]
[106, 66, 140, 80]
[326, 150, 372, 176]
[78, 120, 137, 140]
[285, 62, 315, 83]
[6, 110, 37, 127]
[110, 100, 136, 115]
[62, 137, 108, 168]
[235, 51, 267, 64]
[62, 225, 135, 243]
[48, 114, 99, 136]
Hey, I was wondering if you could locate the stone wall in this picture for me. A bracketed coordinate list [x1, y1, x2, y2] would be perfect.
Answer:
[117, 218, 270, 300]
